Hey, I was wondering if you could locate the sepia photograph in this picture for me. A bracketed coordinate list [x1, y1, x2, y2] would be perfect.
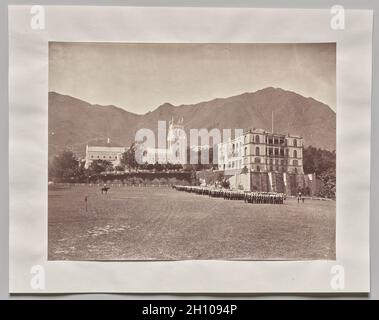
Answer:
[48, 42, 336, 261]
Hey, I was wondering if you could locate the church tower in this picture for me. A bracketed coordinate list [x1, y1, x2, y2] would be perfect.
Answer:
[167, 117, 186, 164]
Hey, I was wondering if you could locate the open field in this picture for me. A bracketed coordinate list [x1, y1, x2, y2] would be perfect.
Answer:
[48, 185, 336, 261]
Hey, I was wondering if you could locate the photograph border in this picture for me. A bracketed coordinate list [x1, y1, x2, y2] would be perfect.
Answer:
[9, 6, 372, 293]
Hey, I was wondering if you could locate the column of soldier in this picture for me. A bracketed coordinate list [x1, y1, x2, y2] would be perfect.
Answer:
[173, 185, 285, 204]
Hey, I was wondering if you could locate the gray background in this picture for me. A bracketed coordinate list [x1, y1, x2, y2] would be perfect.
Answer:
[1, 0, 377, 299]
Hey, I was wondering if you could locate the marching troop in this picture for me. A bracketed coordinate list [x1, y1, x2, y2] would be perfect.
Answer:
[173, 185, 286, 204]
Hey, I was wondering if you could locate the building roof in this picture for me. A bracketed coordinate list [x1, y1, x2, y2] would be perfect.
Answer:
[87, 145, 126, 152]
[242, 128, 303, 139]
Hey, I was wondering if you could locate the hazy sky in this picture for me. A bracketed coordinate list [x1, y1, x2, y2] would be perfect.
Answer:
[49, 42, 336, 114]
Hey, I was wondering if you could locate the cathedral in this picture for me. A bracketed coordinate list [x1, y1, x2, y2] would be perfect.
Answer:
[141, 117, 187, 165]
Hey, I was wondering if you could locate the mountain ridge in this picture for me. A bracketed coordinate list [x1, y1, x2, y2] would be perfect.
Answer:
[48, 88, 336, 159]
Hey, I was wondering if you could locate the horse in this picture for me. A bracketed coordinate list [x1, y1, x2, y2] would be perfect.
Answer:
[101, 186, 110, 194]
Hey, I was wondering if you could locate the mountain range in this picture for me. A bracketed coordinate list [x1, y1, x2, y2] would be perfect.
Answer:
[48, 87, 336, 159]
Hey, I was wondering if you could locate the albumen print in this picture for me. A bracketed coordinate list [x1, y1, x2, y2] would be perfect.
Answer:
[48, 42, 336, 261]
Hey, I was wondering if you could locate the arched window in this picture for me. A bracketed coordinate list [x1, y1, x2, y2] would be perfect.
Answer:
[293, 150, 297, 158]
[294, 139, 297, 147]
[293, 160, 298, 166]
[256, 165, 260, 172]
[255, 157, 261, 163]
[255, 147, 260, 156]
[255, 135, 260, 144]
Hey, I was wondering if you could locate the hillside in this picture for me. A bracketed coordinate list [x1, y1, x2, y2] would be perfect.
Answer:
[49, 87, 336, 158]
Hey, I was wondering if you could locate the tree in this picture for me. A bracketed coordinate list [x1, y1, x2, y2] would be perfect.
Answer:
[139, 162, 149, 171]
[221, 179, 230, 189]
[88, 159, 114, 175]
[173, 163, 183, 171]
[115, 165, 125, 172]
[303, 146, 336, 199]
[154, 162, 164, 172]
[75, 160, 88, 182]
[317, 167, 336, 199]
[120, 143, 139, 171]
[183, 164, 195, 172]
[49, 150, 80, 182]
[146, 163, 155, 171]
[303, 146, 336, 175]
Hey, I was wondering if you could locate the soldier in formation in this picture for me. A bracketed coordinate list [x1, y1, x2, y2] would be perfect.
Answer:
[173, 185, 285, 205]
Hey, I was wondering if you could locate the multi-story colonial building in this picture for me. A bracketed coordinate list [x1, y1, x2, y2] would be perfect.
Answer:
[217, 135, 244, 171]
[217, 129, 304, 175]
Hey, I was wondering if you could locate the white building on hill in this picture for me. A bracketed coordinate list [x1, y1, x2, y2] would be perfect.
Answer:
[84, 141, 126, 169]
[217, 128, 304, 175]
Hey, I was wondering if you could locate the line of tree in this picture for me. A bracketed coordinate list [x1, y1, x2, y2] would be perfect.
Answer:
[49, 150, 115, 182]
[49, 145, 336, 199]
[117, 143, 219, 172]
[48, 149, 186, 183]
